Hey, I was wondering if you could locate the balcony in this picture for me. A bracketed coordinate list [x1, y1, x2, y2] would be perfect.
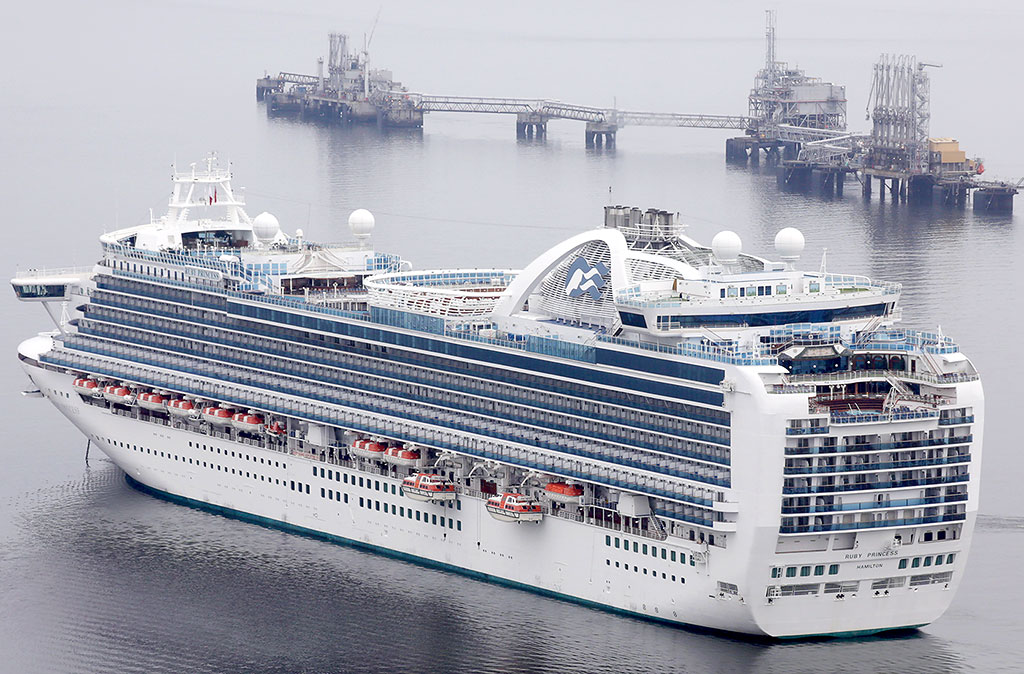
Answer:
[785, 434, 973, 456]
[779, 512, 966, 534]
[783, 473, 970, 495]
[784, 453, 971, 475]
[786, 426, 830, 436]
[781, 492, 968, 514]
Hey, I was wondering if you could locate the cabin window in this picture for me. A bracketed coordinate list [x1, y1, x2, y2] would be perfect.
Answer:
[828, 564, 839, 575]
[899, 559, 908, 569]
[809, 282, 820, 292]
[786, 568, 797, 578]
[727, 287, 738, 297]
[912, 558, 921, 568]
[720, 289, 726, 298]
[814, 565, 825, 576]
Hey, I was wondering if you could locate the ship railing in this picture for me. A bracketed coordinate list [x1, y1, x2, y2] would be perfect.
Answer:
[829, 408, 939, 424]
[13, 265, 96, 279]
[786, 368, 978, 386]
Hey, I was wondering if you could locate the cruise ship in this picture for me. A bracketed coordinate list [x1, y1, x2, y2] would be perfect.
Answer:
[13, 159, 982, 638]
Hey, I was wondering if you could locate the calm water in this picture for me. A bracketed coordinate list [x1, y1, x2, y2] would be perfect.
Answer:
[2, 1, 1024, 672]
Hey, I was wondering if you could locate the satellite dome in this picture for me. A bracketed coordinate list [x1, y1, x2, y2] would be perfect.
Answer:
[774, 227, 805, 260]
[252, 212, 281, 241]
[348, 208, 375, 239]
[711, 230, 742, 263]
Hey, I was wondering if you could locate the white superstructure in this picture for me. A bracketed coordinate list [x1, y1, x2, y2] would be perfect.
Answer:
[13, 159, 982, 638]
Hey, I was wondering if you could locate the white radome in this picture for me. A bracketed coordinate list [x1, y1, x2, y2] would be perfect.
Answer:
[349, 209, 376, 239]
[711, 230, 742, 263]
[774, 227, 805, 260]
[252, 212, 281, 241]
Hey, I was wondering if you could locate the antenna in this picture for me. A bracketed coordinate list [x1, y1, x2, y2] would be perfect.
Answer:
[819, 247, 828, 274]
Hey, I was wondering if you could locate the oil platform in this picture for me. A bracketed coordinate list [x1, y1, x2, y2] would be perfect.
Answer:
[256, 14, 1017, 212]
[256, 33, 422, 127]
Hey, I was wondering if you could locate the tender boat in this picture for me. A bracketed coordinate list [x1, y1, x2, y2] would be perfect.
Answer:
[72, 377, 100, 397]
[102, 384, 134, 406]
[485, 493, 543, 523]
[350, 438, 387, 460]
[544, 482, 584, 503]
[384, 445, 421, 466]
[231, 411, 264, 433]
[202, 406, 234, 427]
[137, 391, 167, 412]
[401, 473, 457, 502]
[166, 398, 196, 418]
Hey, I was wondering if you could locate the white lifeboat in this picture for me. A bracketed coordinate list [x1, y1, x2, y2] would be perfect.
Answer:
[486, 492, 543, 523]
[350, 439, 387, 461]
[544, 482, 584, 504]
[202, 406, 234, 427]
[72, 377, 101, 397]
[137, 391, 168, 412]
[166, 399, 196, 418]
[231, 411, 264, 433]
[383, 445, 421, 467]
[401, 473, 457, 502]
[102, 384, 135, 406]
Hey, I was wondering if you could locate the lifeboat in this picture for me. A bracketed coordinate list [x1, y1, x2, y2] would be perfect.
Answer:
[485, 493, 543, 523]
[265, 421, 287, 437]
[202, 406, 234, 427]
[72, 377, 100, 397]
[384, 445, 421, 467]
[544, 482, 584, 504]
[231, 411, 264, 433]
[166, 399, 196, 418]
[102, 384, 135, 406]
[401, 473, 456, 502]
[137, 391, 167, 412]
[350, 439, 387, 460]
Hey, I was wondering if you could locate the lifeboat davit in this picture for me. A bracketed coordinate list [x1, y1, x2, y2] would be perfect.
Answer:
[486, 493, 543, 523]
[72, 377, 100, 397]
[265, 421, 286, 437]
[231, 412, 264, 433]
[202, 406, 234, 427]
[166, 399, 196, 418]
[350, 439, 387, 460]
[544, 482, 584, 503]
[384, 445, 421, 467]
[137, 391, 168, 412]
[102, 384, 135, 406]
[401, 473, 456, 502]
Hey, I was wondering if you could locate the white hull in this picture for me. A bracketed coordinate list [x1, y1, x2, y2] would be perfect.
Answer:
[21, 355, 975, 639]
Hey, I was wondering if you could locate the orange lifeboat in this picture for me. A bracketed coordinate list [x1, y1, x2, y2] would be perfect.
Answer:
[544, 482, 584, 504]
[384, 445, 421, 467]
[137, 391, 168, 413]
[166, 399, 196, 419]
[350, 439, 387, 460]
[401, 473, 456, 502]
[202, 406, 234, 427]
[264, 421, 286, 437]
[486, 492, 543, 523]
[102, 384, 135, 406]
[72, 377, 100, 397]
[231, 411, 264, 433]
